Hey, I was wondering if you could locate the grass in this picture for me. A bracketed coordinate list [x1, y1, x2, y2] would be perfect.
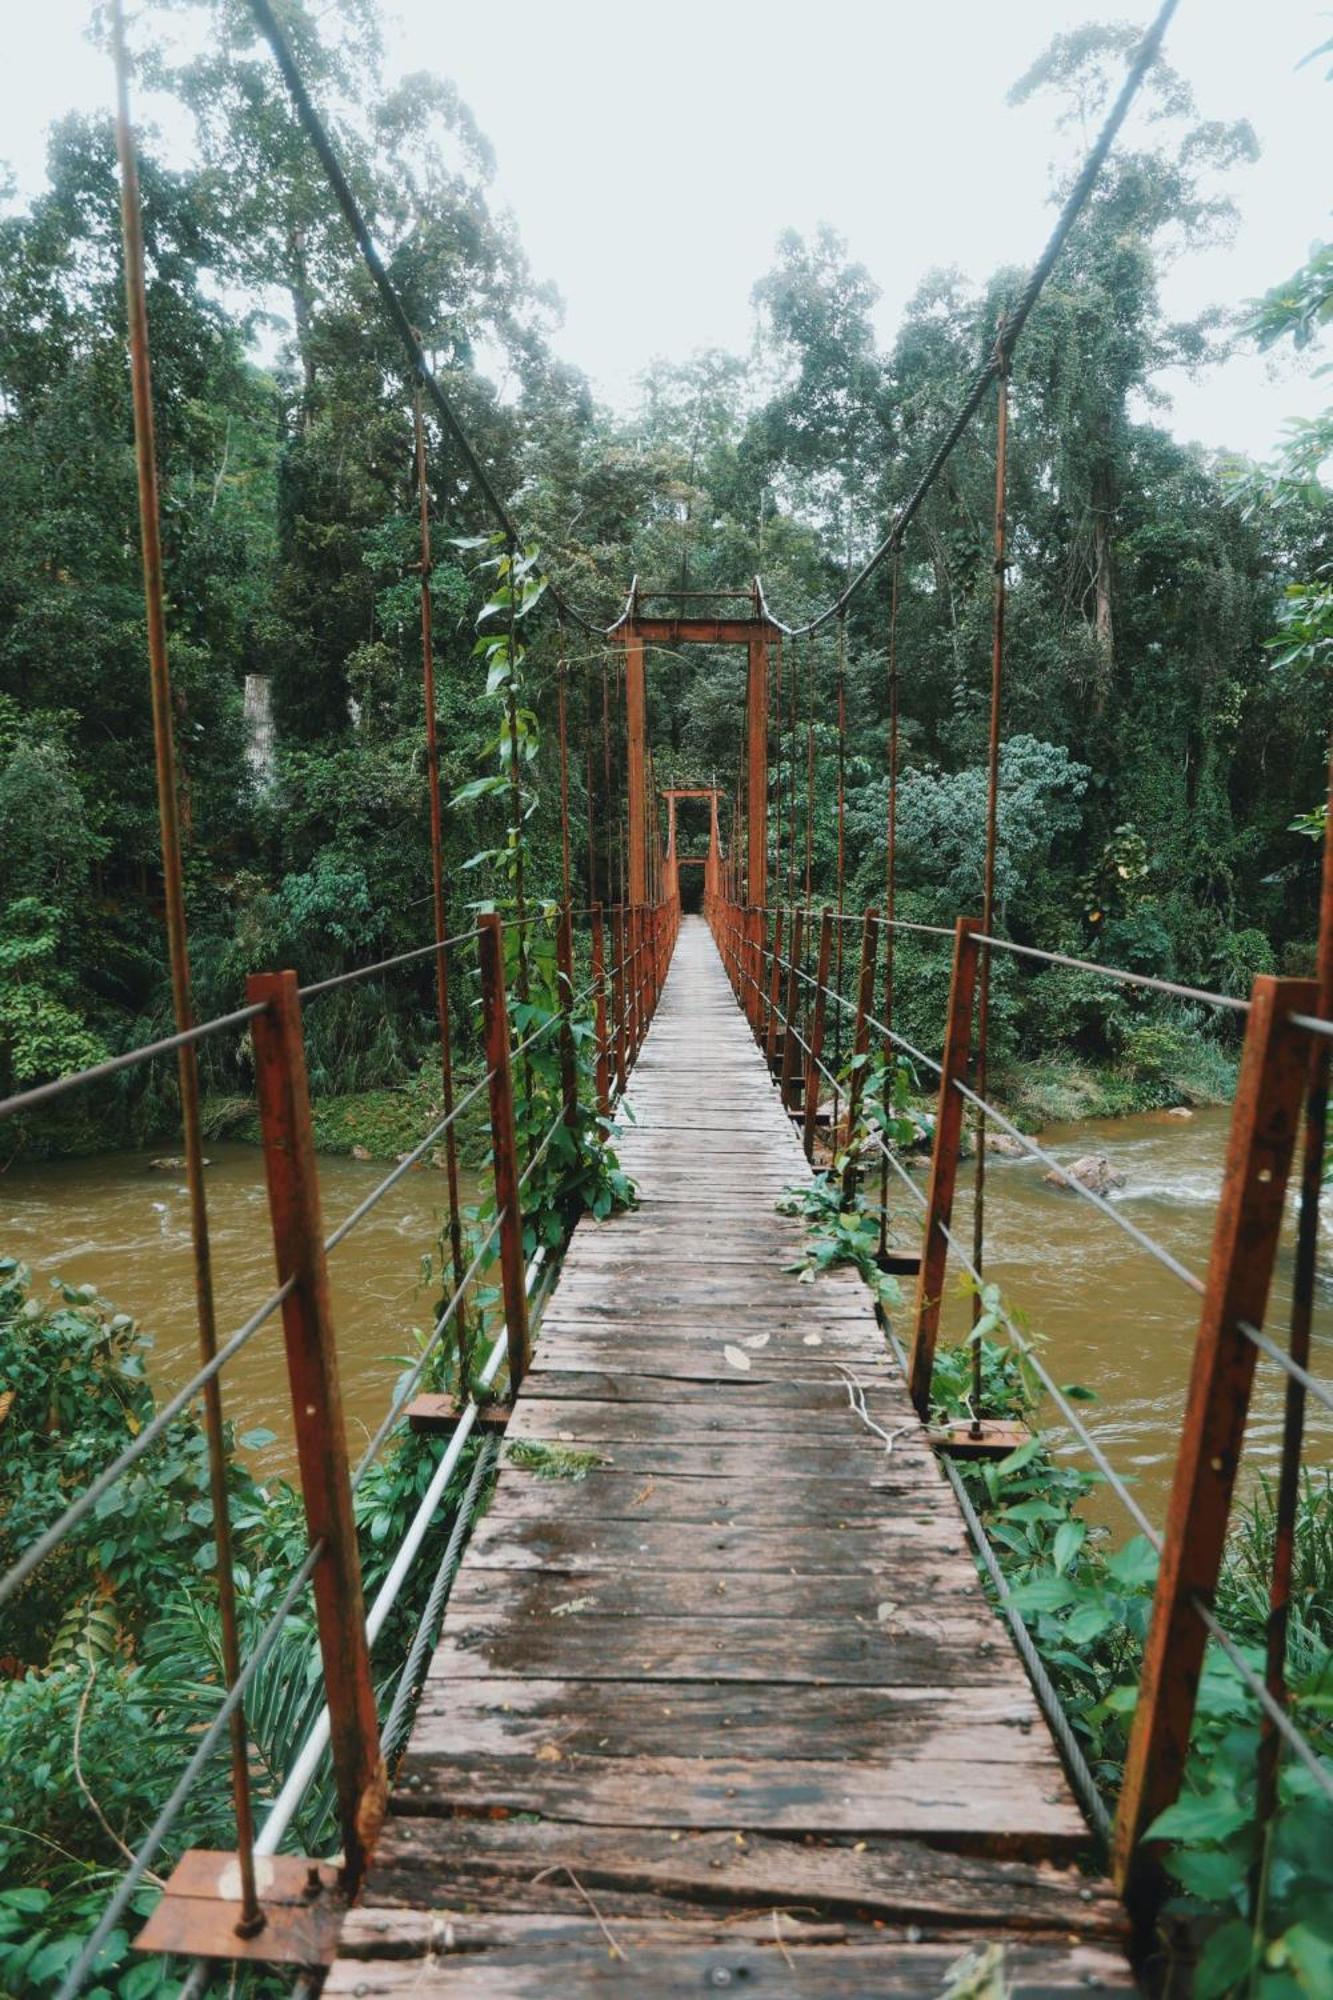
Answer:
[200, 1061, 492, 1162]
[997, 1040, 1238, 1130]
[505, 1440, 605, 1480]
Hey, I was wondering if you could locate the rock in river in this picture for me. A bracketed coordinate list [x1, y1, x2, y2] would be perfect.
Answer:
[1043, 1152, 1125, 1197]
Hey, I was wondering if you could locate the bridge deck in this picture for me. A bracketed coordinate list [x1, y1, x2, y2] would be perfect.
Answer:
[331, 918, 1132, 1995]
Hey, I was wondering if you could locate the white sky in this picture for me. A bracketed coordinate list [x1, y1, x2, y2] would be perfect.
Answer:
[3, 0, 1330, 459]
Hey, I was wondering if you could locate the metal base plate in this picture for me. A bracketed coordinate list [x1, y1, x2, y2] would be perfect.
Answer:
[407, 1393, 512, 1436]
[929, 1419, 1031, 1461]
[134, 1851, 344, 1966]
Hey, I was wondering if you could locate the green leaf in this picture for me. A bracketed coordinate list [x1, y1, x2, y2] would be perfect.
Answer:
[1194, 1919, 1255, 1999]
[1285, 1924, 1333, 1995]
[1147, 1791, 1248, 1846]
[1106, 1535, 1158, 1591]
[1052, 1518, 1086, 1574]
[1063, 1600, 1115, 1644]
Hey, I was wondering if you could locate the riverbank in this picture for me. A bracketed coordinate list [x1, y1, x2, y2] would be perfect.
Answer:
[995, 1038, 1239, 1132]
[200, 1061, 491, 1163]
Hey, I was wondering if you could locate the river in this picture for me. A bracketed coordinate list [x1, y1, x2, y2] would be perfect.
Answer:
[4, 1110, 1330, 1531]
[932, 1106, 1333, 1532]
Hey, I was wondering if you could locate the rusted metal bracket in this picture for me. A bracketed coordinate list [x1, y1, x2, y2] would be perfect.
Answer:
[406, 1394, 513, 1437]
[928, 1419, 1031, 1462]
[134, 1852, 343, 1967]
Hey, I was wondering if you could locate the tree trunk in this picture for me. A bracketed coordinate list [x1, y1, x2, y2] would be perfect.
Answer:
[1091, 460, 1115, 711]
[287, 223, 317, 421]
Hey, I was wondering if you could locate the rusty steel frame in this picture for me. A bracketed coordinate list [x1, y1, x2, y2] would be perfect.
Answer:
[907, 917, 982, 1416]
[779, 908, 807, 1116]
[802, 911, 835, 1162]
[842, 908, 880, 1204]
[591, 903, 612, 1118]
[248, 971, 386, 1888]
[477, 915, 532, 1392]
[1112, 973, 1319, 1912]
[413, 387, 468, 1318]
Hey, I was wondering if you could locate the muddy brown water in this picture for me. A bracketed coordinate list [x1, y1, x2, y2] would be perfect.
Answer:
[931, 1106, 1333, 1532]
[4, 1110, 1330, 1529]
[3, 1143, 478, 1482]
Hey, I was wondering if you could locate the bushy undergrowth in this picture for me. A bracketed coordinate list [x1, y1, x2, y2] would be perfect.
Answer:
[0, 1259, 486, 1998]
[928, 1325, 1333, 1999]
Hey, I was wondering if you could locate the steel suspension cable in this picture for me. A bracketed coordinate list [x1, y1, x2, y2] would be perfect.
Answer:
[414, 384, 469, 1322]
[970, 358, 1010, 1410]
[879, 551, 902, 1257]
[761, 0, 1181, 638]
[112, 1, 260, 1932]
[244, 0, 605, 637]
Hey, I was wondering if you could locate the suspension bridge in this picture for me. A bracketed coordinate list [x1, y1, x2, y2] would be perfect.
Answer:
[4, 0, 1332, 1993]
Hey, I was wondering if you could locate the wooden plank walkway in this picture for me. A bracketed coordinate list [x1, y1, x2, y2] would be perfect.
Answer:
[330, 917, 1133, 1995]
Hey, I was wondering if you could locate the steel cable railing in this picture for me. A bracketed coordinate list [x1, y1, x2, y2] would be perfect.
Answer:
[730, 906, 1333, 1423]
[53, 1542, 325, 2000]
[15, 894, 678, 1997]
[710, 892, 1333, 1897]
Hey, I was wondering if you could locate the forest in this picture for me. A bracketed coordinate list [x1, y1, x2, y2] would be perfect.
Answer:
[0, 4, 1328, 1153]
[2, 4, 1333, 1997]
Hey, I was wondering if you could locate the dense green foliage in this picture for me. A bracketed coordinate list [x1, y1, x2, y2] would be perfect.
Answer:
[0, 9, 1327, 1145]
[0, 1255, 488, 1996]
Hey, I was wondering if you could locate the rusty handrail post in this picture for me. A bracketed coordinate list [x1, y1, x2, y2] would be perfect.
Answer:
[248, 970, 386, 1889]
[626, 907, 641, 1063]
[842, 907, 880, 1204]
[591, 902, 612, 1118]
[802, 910, 835, 1162]
[478, 914, 532, 1391]
[747, 907, 764, 1039]
[906, 916, 982, 1415]
[765, 908, 785, 1066]
[779, 907, 806, 1115]
[556, 902, 578, 1130]
[1112, 973, 1318, 1917]
[611, 906, 628, 1097]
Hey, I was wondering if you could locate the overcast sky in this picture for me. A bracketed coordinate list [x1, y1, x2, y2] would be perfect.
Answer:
[4, 1, 1330, 459]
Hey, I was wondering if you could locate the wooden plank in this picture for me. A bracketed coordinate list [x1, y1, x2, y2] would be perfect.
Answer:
[331, 916, 1127, 1997]
[342, 1820, 1128, 1938]
[462, 1514, 972, 1573]
[410, 1675, 1050, 1764]
[328, 1936, 1135, 1996]
[391, 1750, 1085, 1847]
[432, 1612, 1019, 1686]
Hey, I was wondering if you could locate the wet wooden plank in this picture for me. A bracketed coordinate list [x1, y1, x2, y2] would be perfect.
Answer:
[327, 1933, 1135, 1996]
[342, 1821, 1128, 1938]
[462, 1513, 971, 1573]
[410, 1675, 1052, 1764]
[332, 918, 1128, 1996]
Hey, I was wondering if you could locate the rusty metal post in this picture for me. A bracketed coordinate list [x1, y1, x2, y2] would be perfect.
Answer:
[413, 388, 468, 1315]
[591, 903, 612, 1119]
[115, 5, 261, 1933]
[611, 906, 628, 1097]
[779, 907, 806, 1115]
[1257, 736, 1333, 1826]
[477, 914, 532, 1391]
[248, 971, 386, 1888]
[1113, 973, 1319, 1912]
[747, 632, 769, 909]
[556, 903, 578, 1131]
[842, 908, 880, 1205]
[969, 360, 1010, 1421]
[627, 907, 641, 1062]
[802, 911, 835, 1162]
[765, 909, 785, 1067]
[906, 917, 982, 1416]
[624, 635, 648, 904]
